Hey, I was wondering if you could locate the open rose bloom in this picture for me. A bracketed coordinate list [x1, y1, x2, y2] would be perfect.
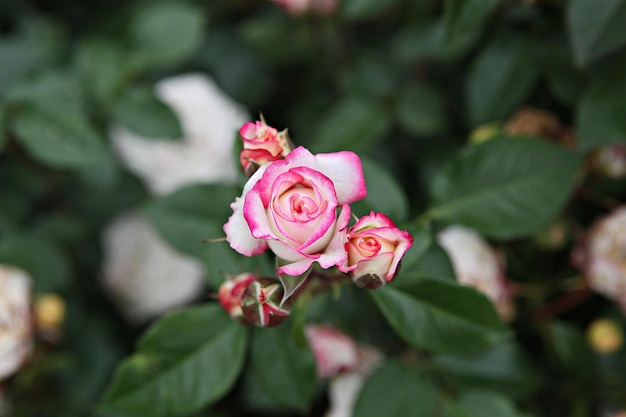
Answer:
[437, 225, 514, 321]
[575, 207, 626, 313]
[0, 266, 33, 380]
[224, 146, 367, 276]
[339, 212, 413, 288]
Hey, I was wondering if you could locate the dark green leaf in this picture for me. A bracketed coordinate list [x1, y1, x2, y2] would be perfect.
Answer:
[433, 342, 543, 399]
[113, 86, 182, 139]
[0, 235, 70, 292]
[74, 37, 129, 101]
[308, 99, 391, 154]
[391, 20, 478, 66]
[396, 221, 432, 273]
[145, 184, 270, 288]
[130, 3, 204, 69]
[350, 157, 409, 222]
[0, 108, 5, 153]
[395, 84, 446, 137]
[443, 391, 521, 417]
[548, 321, 594, 386]
[413, 243, 456, 281]
[340, 0, 400, 21]
[467, 37, 539, 125]
[352, 361, 438, 417]
[12, 108, 114, 173]
[442, 0, 503, 42]
[577, 61, 626, 150]
[567, 0, 626, 66]
[249, 324, 316, 412]
[99, 305, 247, 417]
[371, 278, 509, 352]
[429, 137, 583, 239]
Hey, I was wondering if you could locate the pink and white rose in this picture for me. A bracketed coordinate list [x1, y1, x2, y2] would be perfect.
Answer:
[239, 119, 291, 175]
[339, 212, 413, 288]
[574, 206, 626, 313]
[224, 146, 367, 276]
[437, 225, 514, 321]
[0, 266, 32, 380]
[218, 273, 257, 320]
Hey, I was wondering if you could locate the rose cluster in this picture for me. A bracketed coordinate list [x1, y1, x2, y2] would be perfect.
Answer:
[220, 118, 413, 325]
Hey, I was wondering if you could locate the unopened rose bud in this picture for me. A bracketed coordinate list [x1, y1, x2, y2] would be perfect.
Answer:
[305, 325, 360, 379]
[589, 144, 626, 179]
[0, 266, 32, 380]
[241, 278, 291, 327]
[534, 218, 571, 251]
[35, 293, 66, 332]
[218, 273, 257, 320]
[239, 118, 292, 177]
[469, 123, 501, 144]
[588, 319, 623, 354]
[339, 212, 413, 288]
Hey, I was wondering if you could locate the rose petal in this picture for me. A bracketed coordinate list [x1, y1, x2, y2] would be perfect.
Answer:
[316, 151, 367, 204]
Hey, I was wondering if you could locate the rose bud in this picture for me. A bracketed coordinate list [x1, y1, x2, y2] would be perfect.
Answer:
[241, 278, 291, 327]
[239, 118, 292, 177]
[589, 143, 626, 179]
[217, 273, 257, 320]
[339, 212, 413, 289]
[224, 146, 366, 277]
[304, 325, 360, 379]
[437, 225, 515, 321]
[0, 265, 33, 380]
[574, 206, 626, 313]
[587, 319, 623, 354]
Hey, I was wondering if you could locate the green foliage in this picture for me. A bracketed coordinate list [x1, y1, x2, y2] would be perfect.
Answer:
[371, 278, 509, 352]
[429, 137, 583, 239]
[98, 305, 248, 417]
[352, 361, 439, 417]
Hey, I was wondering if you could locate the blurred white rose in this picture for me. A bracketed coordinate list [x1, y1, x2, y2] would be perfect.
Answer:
[0, 266, 32, 381]
[111, 73, 249, 196]
[325, 345, 383, 417]
[437, 225, 514, 321]
[101, 213, 205, 323]
[578, 207, 626, 313]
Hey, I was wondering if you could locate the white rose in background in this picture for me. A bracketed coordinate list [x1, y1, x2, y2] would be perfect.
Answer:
[575, 207, 626, 313]
[437, 225, 514, 321]
[304, 324, 383, 417]
[0, 266, 32, 380]
[101, 213, 205, 323]
[111, 73, 249, 196]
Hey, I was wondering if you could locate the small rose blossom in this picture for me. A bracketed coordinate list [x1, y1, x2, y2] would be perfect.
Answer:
[111, 73, 248, 196]
[102, 213, 205, 323]
[437, 225, 514, 321]
[305, 325, 360, 379]
[575, 207, 626, 313]
[0, 266, 32, 380]
[224, 146, 367, 276]
[218, 273, 257, 320]
[339, 212, 413, 289]
[239, 119, 291, 176]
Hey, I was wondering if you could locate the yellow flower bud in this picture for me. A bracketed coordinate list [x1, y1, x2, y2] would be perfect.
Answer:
[587, 319, 623, 354]
[35, 294, 66, 330]
[469, 123, 501, 144]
